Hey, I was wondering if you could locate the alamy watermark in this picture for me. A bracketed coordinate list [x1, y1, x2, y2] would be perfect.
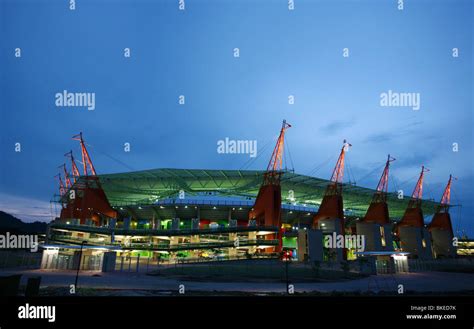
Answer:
[55, 90, 95, 111]
[217, 138, 257, 158]
[18, 303, 55, 323]
[324, 233, 365, 252]
[0, 232, 38, 252]
[380, 90, 420, 111]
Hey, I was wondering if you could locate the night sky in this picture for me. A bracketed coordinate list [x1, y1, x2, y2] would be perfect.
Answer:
[1, 0, 473, 237]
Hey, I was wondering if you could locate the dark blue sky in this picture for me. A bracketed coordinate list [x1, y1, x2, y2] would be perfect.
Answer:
[1, 0, 473, 236]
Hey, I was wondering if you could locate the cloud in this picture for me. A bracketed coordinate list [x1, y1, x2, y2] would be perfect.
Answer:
[319, 119, 356, 134]
[0, 193, 54, 223]
[363, 120, 424, 144]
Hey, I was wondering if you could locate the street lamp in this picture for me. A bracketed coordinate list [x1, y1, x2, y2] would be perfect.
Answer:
[74, 241, 87, 292]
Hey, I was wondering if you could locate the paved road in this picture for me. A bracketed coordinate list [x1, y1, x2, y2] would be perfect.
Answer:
[1, 268, 473, 294]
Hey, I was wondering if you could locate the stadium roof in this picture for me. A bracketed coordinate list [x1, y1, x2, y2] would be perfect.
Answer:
[87, 168, 440, 219]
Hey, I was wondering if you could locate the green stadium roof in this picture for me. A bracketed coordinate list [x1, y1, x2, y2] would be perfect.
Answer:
[90, 168, 440, 219]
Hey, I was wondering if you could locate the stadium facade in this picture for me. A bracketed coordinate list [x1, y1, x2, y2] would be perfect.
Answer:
[41, 128, 460, 273]
[42, 168, 446, 270]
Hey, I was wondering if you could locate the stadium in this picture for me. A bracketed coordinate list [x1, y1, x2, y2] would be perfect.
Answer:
[40, 122, 460, 273]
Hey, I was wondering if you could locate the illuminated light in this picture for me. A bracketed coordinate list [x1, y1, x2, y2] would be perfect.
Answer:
[120, 207, 124, 210]
[180, 222, 184, 226]
[239, 207, 242, 210]
[380, 226, 386, 247]
[175, 206, 178, 209]
[160, 206, 165, 209]
[321, 223, 326, 227]
[307, 212, 310, 215]
[185, 206, 188, 208]
[304, 227, 307, 230]
[213, 206, 217, 209]
[66, 221, 70, 225]
[289, 211, 293, 214]
[138, 206, 143, 210]
[392, 254, 408, 261]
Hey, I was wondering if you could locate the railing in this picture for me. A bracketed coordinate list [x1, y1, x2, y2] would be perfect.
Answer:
[41, 254, 102, 271]
[49, 223, 279, 236]
[408, 258, 474, 273]
[123, 239, 279, 251]
[48, 234, 278, 251]
[50, 235, 114, 244]
[114, 253, 281, 272]
[0, 251, 42, 269]
[108, 197, 319, 212]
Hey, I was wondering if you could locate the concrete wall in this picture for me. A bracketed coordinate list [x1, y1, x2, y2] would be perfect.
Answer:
[318, 218, 342, 234]
[247, 231, 256, 254]
[356, 222, 394, 252]
[123, 217, 131, 230]
[191, 218, 200, 230]
[307, 229, 323, 262]
[297, 229, 307, 261]
[399, 227, 433, 260]
[228, 233, 238, 257]
[171, 218, 180, 230]
[431, 229, 456, 258]
[421, 228, 433, 259]
[318, 218, 343, 261]
[101, 252, 117, 272]
[152, 218, 161, 230]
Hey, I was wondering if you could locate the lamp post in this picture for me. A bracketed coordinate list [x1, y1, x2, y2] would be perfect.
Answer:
[74, 241, 86, 292]
[282, 250, 290, 294]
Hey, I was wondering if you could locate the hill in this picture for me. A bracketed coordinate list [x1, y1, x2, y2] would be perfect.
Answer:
[0, 211, 48, 234]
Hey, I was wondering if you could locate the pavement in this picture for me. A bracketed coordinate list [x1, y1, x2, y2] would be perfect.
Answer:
[1, 268, 473, 294]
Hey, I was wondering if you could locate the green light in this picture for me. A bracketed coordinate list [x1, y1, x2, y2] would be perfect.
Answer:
[282, 237, 297, 248]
